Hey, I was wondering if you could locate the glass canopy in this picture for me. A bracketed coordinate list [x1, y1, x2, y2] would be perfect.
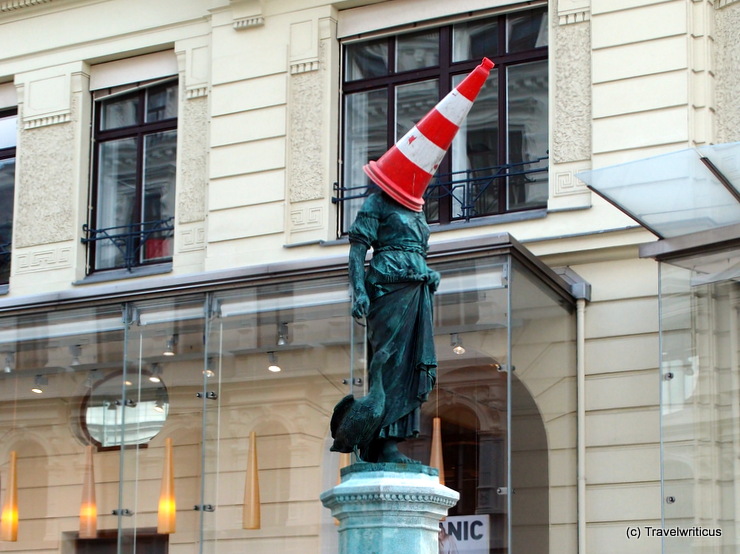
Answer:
[577, 142, 740, 239]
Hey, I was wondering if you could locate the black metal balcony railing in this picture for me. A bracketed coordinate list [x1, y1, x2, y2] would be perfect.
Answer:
[81, 217, 175, 272]
[333, 156, 548, 225]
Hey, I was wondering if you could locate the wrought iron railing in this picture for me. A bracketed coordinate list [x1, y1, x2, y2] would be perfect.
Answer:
[333, 156, 548, 228]
[0, 241, 10, 285]
[81, 217, 175, 272]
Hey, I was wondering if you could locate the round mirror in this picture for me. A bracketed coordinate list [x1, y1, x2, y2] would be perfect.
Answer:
[81, 370, 169, 449]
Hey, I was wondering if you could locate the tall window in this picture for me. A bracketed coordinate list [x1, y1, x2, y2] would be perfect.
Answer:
[87, 79, 178, 273]
[0, 110, 16, 287]
[339, 6, 548, 231]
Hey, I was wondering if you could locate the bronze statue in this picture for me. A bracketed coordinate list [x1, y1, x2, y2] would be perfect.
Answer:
[330, 58, 494, 464]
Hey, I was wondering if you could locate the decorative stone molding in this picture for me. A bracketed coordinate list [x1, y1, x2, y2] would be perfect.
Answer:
[231, 0, 263, 30]
[14, 244, 72, 274]
[177, 95, 208, 224]
[23, 112, 71, 129]
[290, 60, 319, 75]
[555, 167, 590, 197]
[558, 0, 590, 25]
[290, 205, 323, 231]
[178, 225, 206, 253]
[716, 0, 740, 8]
[0, 0, 52, 12]
[233, 15, 264, 30]
[185, 86, 208, 99]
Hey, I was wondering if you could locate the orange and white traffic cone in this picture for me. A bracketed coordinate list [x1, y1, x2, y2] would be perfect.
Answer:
[363, 57, 495, 212]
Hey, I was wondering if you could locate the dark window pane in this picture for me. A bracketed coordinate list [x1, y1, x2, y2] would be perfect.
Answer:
[507, 60, 548, 210]
[100, 94, 139, 130]
[142, 130, 177, 261]
[451, 69, 500, 218]
[0, 157, 14, 285]
[146, 81, 178, 123]
[453, 17, 499, 62]
[95, 137, 137, 270]
[395, 79, 438, 140]
[507, 7, 548, 53]
[345, 39, 389, 81]
[343, 88, 388, 228]
[396, 30, 439, 72]
[0, 114, 16, 149]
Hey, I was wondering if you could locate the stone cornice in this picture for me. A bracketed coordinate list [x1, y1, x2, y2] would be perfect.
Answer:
[559, 10, 590, 24]
[0, 0, 52, 12]
[716, 0, 740, 8]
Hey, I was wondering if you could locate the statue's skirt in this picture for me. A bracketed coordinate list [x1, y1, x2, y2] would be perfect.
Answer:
[366, 279, 437, 440]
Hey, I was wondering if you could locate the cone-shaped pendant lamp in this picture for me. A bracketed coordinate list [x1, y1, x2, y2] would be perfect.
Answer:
[157, 438, 176, 534]
[242, 431, 261, 530]
[430, 417, 445, 486]
[79, 446, 97, 539]
[0, 451, 18, 541]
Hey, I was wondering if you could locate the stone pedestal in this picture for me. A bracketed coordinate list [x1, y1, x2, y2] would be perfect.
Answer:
[321, 463, 459, 554]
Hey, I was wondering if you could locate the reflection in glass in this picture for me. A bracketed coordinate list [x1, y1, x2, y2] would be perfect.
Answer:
[83, 371, 168, 448]
[143, 130, 177, 261]
[0, 114, 16, 149]
[507, 6, 548, 53]
[101, 94, 139, 131]
[396, 30, 439, 72]
[343, 88, 388, 228]
[451, 70, 499, 218]
[395, 79, 438, 139]
[345, 39, 389, 81]
[453, 17, 499, 61]
[146, 81, 178, 123]
[507, 61, 548, 210]
[0, 158, 15, 285]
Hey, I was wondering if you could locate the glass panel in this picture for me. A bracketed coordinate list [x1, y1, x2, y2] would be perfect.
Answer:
[121, 295, 207, 551]
[661, 248, 740, 552]
[96, 137, 137, 270]
[451, 69, 500, 219]
[142, 130, 177, 262]
[345, 39, 389, 81]
[577, 147, 740, 238]
[453, 17, 500, 62]
[396, 30, 439, 72]
[0, 113, 17, 149]
[510, 260, 576, 553]
[397, 256, 510, 554]
[506, 60, 548, 211]
[146, 81, 178, 123]
[212, 277, 352, 552]
[0, 305, 126, 551]
[0, 157, 14, 285]
[342, 88, 388, 229]
[101, 93, 139, 130]
[395, 79, 438, 140]
[506, 6, 548, 53]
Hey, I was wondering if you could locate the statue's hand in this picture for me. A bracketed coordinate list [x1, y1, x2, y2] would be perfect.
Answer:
[427, 270, 441, 293]
[352, 293, 370, 319]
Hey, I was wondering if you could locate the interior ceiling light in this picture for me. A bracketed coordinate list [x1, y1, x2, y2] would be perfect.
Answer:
[3, 352, 13, 374]
[31, 374, 48, 394]
[451, 333, 465, 355]
[149, 363, 163, 383]
[276, 322, 289, 346]
[203, 357, 215, 378]
[267, 351, 281, 373]
[163, 334, 178, 357]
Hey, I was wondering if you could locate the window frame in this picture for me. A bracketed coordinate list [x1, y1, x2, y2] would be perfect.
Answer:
[0, 108, 17, 289]
[87, 78, 178, 275]
[338, 6, 548, 231]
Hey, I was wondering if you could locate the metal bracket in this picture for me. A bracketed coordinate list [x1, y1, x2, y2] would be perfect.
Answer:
[112, 509, 133, 516]
[196, 391, 218, 400]
[194, 504, 216, 512]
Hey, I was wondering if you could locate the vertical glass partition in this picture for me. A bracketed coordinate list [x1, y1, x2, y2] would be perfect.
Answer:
[661, 247, 740, 552]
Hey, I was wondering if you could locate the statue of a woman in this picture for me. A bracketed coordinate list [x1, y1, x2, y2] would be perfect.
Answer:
[345, 190, 439, 463]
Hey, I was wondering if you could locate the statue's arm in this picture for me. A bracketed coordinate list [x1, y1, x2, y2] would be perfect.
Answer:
[349, 241, 370, 318]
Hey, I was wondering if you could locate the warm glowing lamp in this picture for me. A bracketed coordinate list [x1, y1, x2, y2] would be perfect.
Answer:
[157, 438, 176, 534]
[430, 417, 445, 486]
[1, 451, 18, 541]
[79, 446, 97, 539]
[242, 431, 261, 530]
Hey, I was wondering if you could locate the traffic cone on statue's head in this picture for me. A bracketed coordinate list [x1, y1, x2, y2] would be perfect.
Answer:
[363, 57, 495, 212]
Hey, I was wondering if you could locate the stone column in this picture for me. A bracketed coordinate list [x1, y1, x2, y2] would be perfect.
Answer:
[321, 463, 459, 554]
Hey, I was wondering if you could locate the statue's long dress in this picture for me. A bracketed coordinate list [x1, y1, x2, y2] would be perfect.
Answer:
[349, 192, 437, 443]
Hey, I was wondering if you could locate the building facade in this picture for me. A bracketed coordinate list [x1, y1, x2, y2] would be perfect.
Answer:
[0, 0, 738, 552]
